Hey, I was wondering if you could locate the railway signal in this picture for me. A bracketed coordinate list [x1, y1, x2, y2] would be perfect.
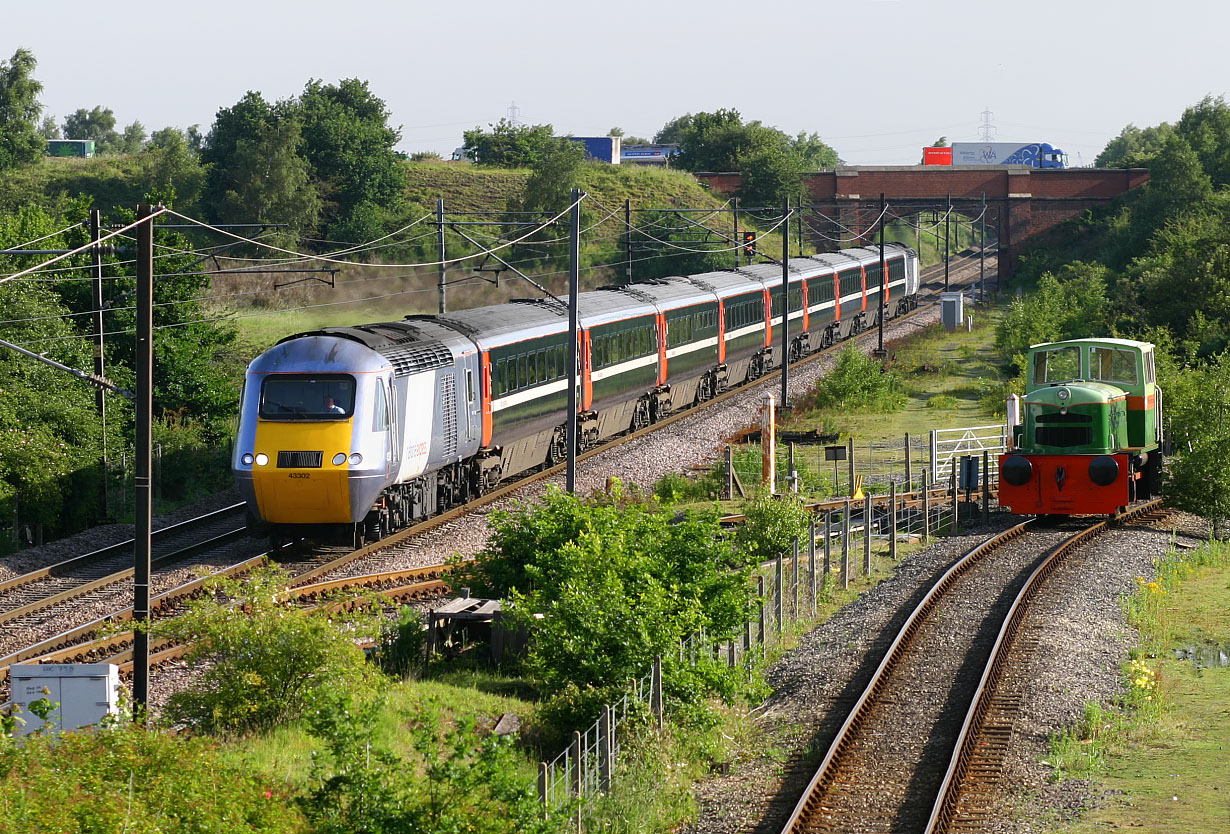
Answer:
[742, 230, 757, 259]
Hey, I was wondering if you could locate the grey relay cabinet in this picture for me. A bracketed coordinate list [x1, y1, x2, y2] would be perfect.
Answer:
[11, 663, 122, 736]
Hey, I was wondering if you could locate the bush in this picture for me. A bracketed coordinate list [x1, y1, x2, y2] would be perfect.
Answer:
[735, 491, 809, 567]
[301, 692, 555, 834]
[812, 346, 906, 412]
[458, 485, 750, 715]
[374, 605, 425, 679]
[153, 566, 377, 734]
[0, 722, 305, 833]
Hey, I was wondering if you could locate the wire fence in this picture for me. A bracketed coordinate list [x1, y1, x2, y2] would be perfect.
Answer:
[727, 425, 1007, 500]
[534, 473, 1002, 822]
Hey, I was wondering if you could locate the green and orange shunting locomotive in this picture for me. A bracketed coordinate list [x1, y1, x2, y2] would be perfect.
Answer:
[998, 338, 1163, 516]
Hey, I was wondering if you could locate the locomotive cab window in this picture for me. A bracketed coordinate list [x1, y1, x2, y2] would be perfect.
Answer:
[1032, 346, 1081, 385]
[259, 374, 355, 420]
[1089, 346, 1138, 385]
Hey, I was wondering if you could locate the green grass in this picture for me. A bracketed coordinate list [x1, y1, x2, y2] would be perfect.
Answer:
[237, 672, 542, 794]
[784, 308, 1009, 443]
[1051, 539, 1230, 833]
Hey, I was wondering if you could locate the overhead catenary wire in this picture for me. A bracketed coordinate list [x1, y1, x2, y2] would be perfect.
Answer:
[159, 197, 585, 270]
[0, 209, 168, 287]
[5, 234, 770, 349]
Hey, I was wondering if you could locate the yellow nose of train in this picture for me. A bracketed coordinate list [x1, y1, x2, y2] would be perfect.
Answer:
[250, 419, 354, 524]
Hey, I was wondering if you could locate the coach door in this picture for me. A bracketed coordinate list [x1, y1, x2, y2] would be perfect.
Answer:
[464, 365, 477, 443]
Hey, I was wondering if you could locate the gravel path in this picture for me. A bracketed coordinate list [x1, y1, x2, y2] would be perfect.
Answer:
[681, 510, 1211, 834]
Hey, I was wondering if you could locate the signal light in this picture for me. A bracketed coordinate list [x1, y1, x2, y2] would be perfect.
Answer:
[742, 230, 757, 258]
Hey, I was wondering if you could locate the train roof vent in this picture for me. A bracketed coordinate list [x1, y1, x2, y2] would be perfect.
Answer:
[508, 297, 568, 315]
[378, 340, 454, 376]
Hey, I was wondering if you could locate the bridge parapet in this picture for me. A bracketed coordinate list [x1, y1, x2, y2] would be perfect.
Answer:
[695, 166, 1149, 277]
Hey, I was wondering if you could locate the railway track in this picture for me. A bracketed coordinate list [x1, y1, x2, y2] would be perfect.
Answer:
[1, 251, 989, 706]
[0, 562, 454, 703]
[776, 499, 1166, 834]
[0, 503, 247, 628]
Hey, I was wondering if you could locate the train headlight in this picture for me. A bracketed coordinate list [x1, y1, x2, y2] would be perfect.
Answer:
[1088, 455, 1119, 487]
[255, 453, 269, 466]
[332, 453, 347, 466]
[1002, 455, 1033, 487]
[1057, 388, 1070, 401]
[241, 453, 254, 466]
[349, 453, 363, 466]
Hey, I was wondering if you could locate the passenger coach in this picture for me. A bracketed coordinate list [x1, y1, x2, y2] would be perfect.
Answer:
[233, 244, 920, 543]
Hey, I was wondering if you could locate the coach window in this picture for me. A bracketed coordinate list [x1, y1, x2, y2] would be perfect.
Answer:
[1032, 346, 1081, 385]
[1089, 346, 1138, 385]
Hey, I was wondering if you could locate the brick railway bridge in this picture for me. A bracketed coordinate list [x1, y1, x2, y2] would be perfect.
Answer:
[697, 166, 1150, 278]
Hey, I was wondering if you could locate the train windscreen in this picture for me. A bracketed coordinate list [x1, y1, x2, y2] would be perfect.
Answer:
[259, 374, 356, 419]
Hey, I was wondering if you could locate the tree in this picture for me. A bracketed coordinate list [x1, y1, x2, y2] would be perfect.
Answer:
[138, 127, 205, 207]
[673, 109, 765, 172]
[462, 118, 557, 167]
[1161, 352, 1230, 535]
[118, 120, 146, 154]
[62, 106, 120, 153]
[653, 113, 692, 145]
[0, 204, 103, 541]
[669, 109, 838, 206]
[995, 263, 1112, 368]
[1130, 134, 1213, 241]
[520, 136, 588, 213]
[1095, 122, 1174, 168]
[201, 91, 280, 210]
[1175, 95, 1230, 188]
[740, 144, 805, 207]
[0, 48, 45, 171]
[791, 130, 841, 169]
[212, 116, 321, 239]
[296, 77, 406, 237]
[37, 115, 59, 139]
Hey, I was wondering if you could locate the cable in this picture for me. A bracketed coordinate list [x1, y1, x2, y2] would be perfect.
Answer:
[0, 209, 167, 286]
[161, 197, 585, 269]
[0, 221, 86, 252]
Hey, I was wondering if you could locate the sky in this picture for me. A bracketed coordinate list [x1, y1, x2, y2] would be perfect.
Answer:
[7, 0, 1228, 168]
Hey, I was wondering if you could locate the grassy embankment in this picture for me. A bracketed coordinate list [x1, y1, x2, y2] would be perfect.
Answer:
[224, 161, 746, 353]
[1048, 540, 1230, 833]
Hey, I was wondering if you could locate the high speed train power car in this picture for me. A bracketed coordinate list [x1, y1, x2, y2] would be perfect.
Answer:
[998, 338, 1163, 516]
[233, 244, 920, 543]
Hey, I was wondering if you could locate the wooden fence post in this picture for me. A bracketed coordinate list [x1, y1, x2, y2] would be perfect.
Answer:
[823, 511, 832, 591]
[775, 547, 784, 633]
[841, 500, 851, 590]
[757, 575, 766, 646]
[808, 514, 817, 614]
[863, 492, 873, 576]
[539, 762, 549, 817]
[982, 449, 990, 524]
[599, 706, 612, 793]
[651, 655, 663, 729]
[889, 481, 898, 560]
